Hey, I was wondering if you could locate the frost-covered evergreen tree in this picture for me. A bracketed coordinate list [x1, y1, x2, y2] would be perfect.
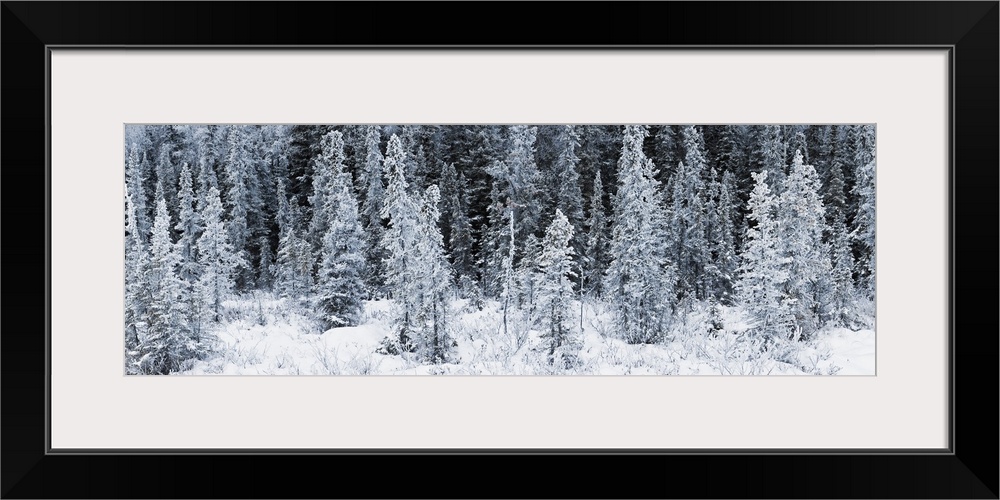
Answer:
[484, 183, 511, 297]
[823, 160, 855, 318]
[717, 125, 754, 242]
[534, 209, 579, 365]
[124, 188, 149, 372]
[788, 129, 810, 167]
[750, 125, 786, 193]
[413, 185, 454, 364]
[715, 125, 745, 173]
[275, 205, 314, 300]
[484, 126, 542, 295]
[193, 127, 223, 208]
[155, 143, 178, 224]
[823, 160, 848, 238]
[314, 131, 366, 329]
[359, 125, 387, 298]
[829, 239, 856, 329]
[605, 125, 674, 344]
[669, 126, 712, 301]
[379, 134, 421, 354]
[550, 125, 585, 256]
[830, 125, 858, 204]
[378, 137, 454, 362]
[174, 162, 206, 340]
[175, 162, 200, 282]
[257, 236, 275, 291]
[516, 233, 542, 322]
[653, 125, 682, 184]
[251, 126, 280, 264]
[583, 169, 608, 298]
[736, 171, 793, 340]
[223, 126, 259, 289]
[705, 168, 739, 303]
[196, 155, 220, 217]
[442, 125, 505, 277]
[286, 125, 327, 214]
[399, 125, 429, 191]
[498, 202, 518, 339]
[126, 146, 151, 245]
[197, 185, 244, 322]
[274, 177, 293, 241]
[851, 124, 876, 298]
[440, 161, 475, 288]
[307, 130, 341, 251]
[577, 125, 621, 197]
[776, 151, 832, 339]
[138, 185, 194, 374]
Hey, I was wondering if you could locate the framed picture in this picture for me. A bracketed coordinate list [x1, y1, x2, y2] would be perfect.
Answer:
[4, 2, 996, 498]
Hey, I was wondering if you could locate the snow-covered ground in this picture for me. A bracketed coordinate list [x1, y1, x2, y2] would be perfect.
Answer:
[180, 294, 875, 376]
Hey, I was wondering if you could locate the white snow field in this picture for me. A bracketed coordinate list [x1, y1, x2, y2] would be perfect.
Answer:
[180, 293, 875, 376]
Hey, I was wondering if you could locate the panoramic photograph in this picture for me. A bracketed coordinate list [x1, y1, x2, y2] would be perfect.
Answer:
[124, 124, 875, 375]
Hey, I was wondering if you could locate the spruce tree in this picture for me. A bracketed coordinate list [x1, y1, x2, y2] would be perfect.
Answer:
[851, 124, 876, 299]
[138, 185, 193, 374]
[126, 145, 152, 246]
[314, 131, 366, 329]
[829, 236, 856, 327]
[483, 126, 542, 296]
[380, 134, 421, 354]
[124, 188, 149, 373]
[175, 162, 200, 283]
[832, 125, 859, 210]
[704, 167, 738, 303]
[155, 143, 178, 225]
[550, 125, 585, 256]
[175, 162, 205, 340]
[583, 169, 608, 298]
[823, 159, 854, 319]
[274, 204, 314, 300]
[257, 236, 275, 291]
[360, 125, 388, 298]
[413, 185, 454, 364]
[735, 171, 793, 340]
[669, 126, 712, 301]
[499, 202, 518, 339]
[196, 155, 220, 217]
[776, 151, 833, 339]
[484, 182, 510, 297]
[788, 129, 810, 166]
[440, 161, 476, 288]
[605, 125, 674, 344]
[197, 186, 244, 322]
[517, 234, 542, 323]
[653, 125, 682, 185]
[400, 125, 429, 191]
[286, 125, 326, 213]
[535, 209, 579, 365]
[307, 130, 341, 251]
[223, 126, 259, 290]
[750, 125, 786, 192]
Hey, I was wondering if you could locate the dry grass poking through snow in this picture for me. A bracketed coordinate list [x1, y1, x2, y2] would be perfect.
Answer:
[180, 293, 875, 376]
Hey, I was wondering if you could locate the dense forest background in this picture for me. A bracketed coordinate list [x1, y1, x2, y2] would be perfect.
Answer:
[124, 124, 875, 375]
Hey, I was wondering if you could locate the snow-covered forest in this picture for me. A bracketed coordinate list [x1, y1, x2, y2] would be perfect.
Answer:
[124, 124, 875, 375]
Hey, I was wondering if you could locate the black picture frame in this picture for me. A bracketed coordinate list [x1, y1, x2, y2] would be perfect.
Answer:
[3, 2, 996, 498]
